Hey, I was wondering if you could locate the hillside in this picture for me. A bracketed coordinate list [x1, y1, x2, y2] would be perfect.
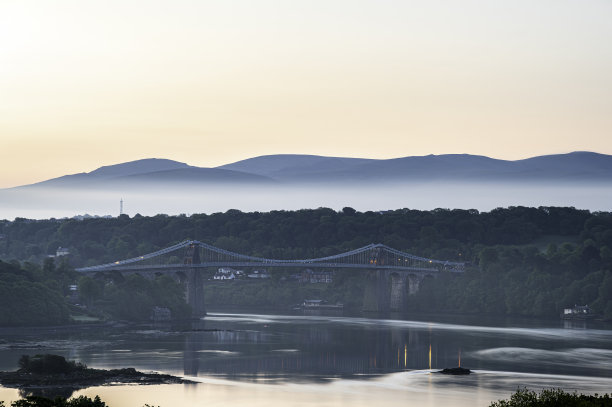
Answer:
[1, 206, 611, 320]
[6, 152, 612, 190]
[219, 151, 612, 183]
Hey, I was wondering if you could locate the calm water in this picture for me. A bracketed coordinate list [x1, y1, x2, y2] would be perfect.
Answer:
[1, 311, 612, 406]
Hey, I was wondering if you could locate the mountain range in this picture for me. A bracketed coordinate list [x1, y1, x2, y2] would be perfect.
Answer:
[8, 151, 612, 190]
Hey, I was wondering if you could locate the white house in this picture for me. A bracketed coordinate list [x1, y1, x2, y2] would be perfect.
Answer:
[56, 247, 70, 257]
[563, 304, 591, 315]
[213, 271, 236, 280]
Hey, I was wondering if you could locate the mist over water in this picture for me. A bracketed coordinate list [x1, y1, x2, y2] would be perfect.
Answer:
[1, 181, 611, 220]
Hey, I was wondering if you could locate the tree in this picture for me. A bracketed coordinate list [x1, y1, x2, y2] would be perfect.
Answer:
[78, 277, 103, 308]
[43, 258, 55, 274]
[490, 388, 612, 407]
[342, 207, 356, 216]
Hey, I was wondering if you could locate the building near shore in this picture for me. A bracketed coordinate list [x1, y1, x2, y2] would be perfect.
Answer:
[299, 269, 333, 284]
[247, 270, 270, 279]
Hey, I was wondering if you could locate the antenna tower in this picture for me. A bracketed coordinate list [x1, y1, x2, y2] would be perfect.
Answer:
[120, 198, 123, 216]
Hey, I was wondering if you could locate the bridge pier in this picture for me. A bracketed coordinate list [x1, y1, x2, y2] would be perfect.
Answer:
[389, 273, 407, 312]
[407, 274, 424, 295]
[363, 271, 428, 313]
[186, 268, 206, 317]
[362, 270, 388, 312]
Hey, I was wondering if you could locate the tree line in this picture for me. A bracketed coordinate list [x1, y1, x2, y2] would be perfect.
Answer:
[1, 206, 611, 320]
[0, 206, 591, 266]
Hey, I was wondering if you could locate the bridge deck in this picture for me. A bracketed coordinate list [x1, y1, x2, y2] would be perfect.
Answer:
[78, 262, 452, 273]
[76, 240, 465, 273]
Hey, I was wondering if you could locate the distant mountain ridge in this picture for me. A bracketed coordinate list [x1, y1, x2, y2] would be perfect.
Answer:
[89, 158, 191, 178]
[218, 151, 612, 183]
[7, 152, 612, 190]
[15, 158, 274, 189]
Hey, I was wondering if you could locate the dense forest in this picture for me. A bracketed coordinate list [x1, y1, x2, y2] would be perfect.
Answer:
[1, 206, 611, 322]
[0, 258, 189, 326]
[0, 258, 70, 326]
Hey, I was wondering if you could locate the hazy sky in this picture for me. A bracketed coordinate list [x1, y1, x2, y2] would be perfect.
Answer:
[1, 0, 611, 188]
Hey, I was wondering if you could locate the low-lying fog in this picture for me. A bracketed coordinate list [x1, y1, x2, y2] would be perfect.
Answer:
[1, 181, 611, 220]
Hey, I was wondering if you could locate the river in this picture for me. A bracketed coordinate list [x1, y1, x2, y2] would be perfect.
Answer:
[1, 311, 611, 406]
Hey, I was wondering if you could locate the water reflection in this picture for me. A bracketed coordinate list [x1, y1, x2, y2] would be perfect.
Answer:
[18, 386, 76, 400]
[179, 317, 439, 380]
[1, 370, 611, 407]
[171, 312, 612, 381]
[0, 311, 611, 402]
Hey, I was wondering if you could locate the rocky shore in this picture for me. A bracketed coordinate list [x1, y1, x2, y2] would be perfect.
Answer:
[0, 354, 192, 393]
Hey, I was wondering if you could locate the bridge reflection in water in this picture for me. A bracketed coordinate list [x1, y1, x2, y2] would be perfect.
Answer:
[77, 240, 464, 315]
[181, 315, 459, 380]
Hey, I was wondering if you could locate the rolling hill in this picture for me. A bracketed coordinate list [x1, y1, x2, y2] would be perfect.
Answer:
[6, 152, 612, 191]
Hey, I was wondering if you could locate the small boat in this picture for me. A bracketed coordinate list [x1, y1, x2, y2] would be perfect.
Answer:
[561, 304, 596, 320]
[295, 299, 344, 310]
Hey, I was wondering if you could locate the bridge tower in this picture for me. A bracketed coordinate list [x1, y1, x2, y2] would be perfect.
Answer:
[362, 269, 389, 312]
[362, 248, 393, 312]
[363, 270, 424, 313]
[361, 246, 428, 313]
[184, 243, 206, 317]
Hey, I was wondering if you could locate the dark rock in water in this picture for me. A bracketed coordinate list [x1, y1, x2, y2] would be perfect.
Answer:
[0, 354, 193, 397]
[437, 367, 471, 375]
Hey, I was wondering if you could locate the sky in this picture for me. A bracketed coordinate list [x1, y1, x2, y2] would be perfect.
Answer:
[1, 0, 611, 188]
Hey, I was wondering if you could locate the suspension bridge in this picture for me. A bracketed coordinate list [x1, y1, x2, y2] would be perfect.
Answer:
[76, 240, 465, 315]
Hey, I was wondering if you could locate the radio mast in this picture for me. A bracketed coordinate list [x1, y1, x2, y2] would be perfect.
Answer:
[120, 198, 123, 216]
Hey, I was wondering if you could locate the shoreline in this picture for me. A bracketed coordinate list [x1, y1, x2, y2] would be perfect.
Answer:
[0, 355, 194, 396]
[0, 308, 610, 336]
